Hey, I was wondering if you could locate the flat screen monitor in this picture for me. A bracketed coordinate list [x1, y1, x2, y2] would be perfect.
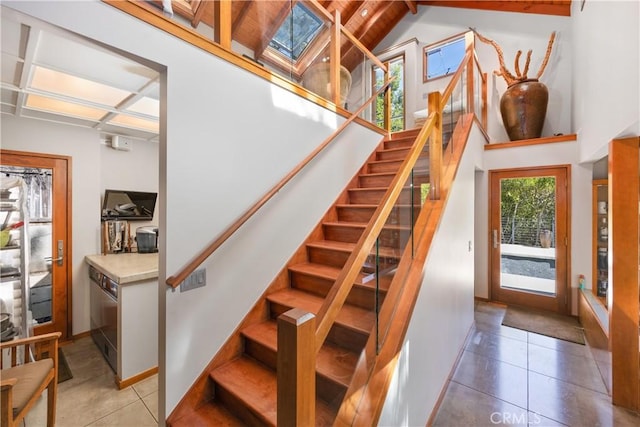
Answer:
[101, 189, 157, 221]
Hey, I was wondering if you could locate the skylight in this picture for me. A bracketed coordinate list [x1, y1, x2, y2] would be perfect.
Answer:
[30, 66, 130, 107]
[268, 3, 323, 62]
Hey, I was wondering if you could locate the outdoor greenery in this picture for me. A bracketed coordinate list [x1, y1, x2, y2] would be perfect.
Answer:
[501, 177, 555, 247]
[374, 59, 404, 131]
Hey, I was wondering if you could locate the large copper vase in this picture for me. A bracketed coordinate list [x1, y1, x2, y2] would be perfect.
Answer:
[500, 79, 548, 141]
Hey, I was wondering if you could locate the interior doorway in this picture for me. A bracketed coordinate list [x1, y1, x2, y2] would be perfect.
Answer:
[1, 150, 72, 341]
[489, 166, 570, 314]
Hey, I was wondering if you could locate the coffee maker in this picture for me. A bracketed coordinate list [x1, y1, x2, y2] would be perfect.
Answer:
[135, 226, 158, 253]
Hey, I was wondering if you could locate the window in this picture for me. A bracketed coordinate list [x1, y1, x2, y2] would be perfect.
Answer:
[373, 56, 405, 131]
[423, 34, 466, 82]
[268, 3, 324, 62]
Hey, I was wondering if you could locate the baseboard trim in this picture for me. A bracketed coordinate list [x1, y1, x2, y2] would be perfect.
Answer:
[117, 366, 159, 389]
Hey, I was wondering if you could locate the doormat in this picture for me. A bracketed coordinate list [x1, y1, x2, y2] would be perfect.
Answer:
[58, 348, 73, 383]
[502, 305, 585, 345]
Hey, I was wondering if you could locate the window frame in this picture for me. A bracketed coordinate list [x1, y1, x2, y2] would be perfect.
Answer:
[259, 1, 331, 80]
[422, 32, 467, 83]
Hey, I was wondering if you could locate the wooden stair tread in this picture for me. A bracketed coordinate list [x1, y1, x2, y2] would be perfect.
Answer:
[289, 261, 395, 290]
[368, 158, 403, 165]
[323, 221, 410, 231]
[378, 146, 410, 154]
[210, 357, 337, 426]
[267, 288, 375, 334]
[210, 357, 277, 426]
[241, 320, 359, 387]
[359, 171, 396, 177]
[306, 240, 401, 259]
[170, 402, 244, 427]
[349, 186, 416, 192]
[335, 203, 378, 209]
[335, 203, 418, 209]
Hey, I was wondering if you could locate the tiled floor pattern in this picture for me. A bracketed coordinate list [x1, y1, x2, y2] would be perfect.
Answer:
[432, 301, 640, 426]
[21, 302, 640, 426]
[24, 336, 158, 426]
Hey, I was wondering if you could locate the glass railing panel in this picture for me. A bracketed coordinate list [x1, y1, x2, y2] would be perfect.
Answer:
[338, 31, 371, 123]
[442, 62, 466, 153]
[374, 171, 416, 352]
[474, 59, 482, 120]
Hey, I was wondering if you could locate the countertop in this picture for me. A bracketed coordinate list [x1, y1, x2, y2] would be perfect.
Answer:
[85, 253, 158, 284]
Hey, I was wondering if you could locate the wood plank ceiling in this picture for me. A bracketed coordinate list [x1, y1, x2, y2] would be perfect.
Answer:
[161, 0, 571, 75]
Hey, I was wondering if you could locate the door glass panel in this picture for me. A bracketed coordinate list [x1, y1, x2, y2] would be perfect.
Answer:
[1, 166, 53, 326]
[500, 176, 556, 295]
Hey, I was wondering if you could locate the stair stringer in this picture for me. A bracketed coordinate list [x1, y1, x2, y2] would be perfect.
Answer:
[165, 132, 399, 426]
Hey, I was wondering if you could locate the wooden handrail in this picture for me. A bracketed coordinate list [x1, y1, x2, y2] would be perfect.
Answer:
[166, 79, 395, 288]
[314, 109, 438, 351]
[314, 41, 484, 353]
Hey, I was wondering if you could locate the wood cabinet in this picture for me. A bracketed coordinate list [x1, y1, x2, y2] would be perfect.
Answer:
[592, 179, 608, 307]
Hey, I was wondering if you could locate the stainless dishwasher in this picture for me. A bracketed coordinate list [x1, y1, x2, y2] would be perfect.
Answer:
[89, 265, 118, 373]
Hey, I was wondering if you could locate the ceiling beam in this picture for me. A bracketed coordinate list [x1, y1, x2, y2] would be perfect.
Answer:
[417, 1, 571, 17]
[15, 25, 41, 118]
[405, 0, 418, 14]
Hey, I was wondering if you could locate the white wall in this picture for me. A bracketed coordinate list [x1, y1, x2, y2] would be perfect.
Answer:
[571, 0, 640, 161]
[1, 117, 160, 335]
[475, 140, 592, 315]
[3, 1, 382, 419]
[378, 123, 484, 426]
[376, 6, 573, 143]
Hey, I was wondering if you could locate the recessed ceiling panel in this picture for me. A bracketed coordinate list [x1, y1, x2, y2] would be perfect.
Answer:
[1, 88, 18, 107]
[1, 52, 22, 86]
[36, 30, 160, 94]
[126, 97, 159, 118]
[0, 17, 24, 59]
[30, 66, 131, 107]
[108, 114, 159, 133]
[25, 93, 107, 121]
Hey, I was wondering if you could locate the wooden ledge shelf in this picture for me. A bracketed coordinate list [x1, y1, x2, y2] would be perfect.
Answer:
[484, 134, 577, 150]
[579, 289, 609, 338]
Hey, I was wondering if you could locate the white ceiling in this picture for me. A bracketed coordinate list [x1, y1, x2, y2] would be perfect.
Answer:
[1, 7, 160, 142]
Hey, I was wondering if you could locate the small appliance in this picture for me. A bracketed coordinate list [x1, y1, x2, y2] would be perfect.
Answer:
[136, 226, 158, 253]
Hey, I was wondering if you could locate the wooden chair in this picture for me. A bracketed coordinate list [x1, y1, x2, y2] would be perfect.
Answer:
[0, 332, 62, 427]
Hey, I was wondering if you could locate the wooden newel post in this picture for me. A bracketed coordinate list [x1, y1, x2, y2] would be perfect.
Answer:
[428, 91, 442, 200]
[277, 308, 316, 427]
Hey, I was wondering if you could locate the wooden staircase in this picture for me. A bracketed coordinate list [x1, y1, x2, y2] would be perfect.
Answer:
[169, 128, 428, 426]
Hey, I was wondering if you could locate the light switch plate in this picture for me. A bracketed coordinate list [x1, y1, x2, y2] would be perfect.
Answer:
[180, 268, 206, 292]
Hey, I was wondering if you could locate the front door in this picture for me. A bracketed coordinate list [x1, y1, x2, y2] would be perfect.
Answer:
[489, 166, 569, 314]
[1, 150, 71, 341]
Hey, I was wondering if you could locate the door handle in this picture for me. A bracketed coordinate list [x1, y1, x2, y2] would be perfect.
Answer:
[493, 229, 498, 249]
[45, 240, 64, 266]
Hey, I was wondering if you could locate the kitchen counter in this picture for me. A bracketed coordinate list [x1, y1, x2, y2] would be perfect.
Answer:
[84, 253, 158, 284]
[85, 252, 158, 388]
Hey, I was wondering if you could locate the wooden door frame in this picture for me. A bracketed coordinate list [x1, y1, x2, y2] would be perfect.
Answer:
[489, 165, 571, 315]
[1, 149, 73, 341]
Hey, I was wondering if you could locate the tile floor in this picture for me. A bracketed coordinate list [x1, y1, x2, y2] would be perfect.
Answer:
[21, 302, 640, 426]
[432, 301, 640, 426]
[25, 335, 158, 426]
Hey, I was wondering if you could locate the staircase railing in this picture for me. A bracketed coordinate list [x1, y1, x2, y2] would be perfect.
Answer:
[278, 36, 487, 425]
